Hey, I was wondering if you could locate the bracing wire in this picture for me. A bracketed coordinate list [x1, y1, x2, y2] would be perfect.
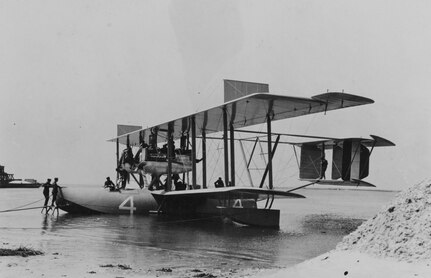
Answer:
[207, 137, 223, 185]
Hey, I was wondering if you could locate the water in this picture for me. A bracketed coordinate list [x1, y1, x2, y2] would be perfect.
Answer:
[0, 188, 396, 273]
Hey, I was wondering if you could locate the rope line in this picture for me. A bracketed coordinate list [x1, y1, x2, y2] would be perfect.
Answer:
[0, 206, 47, 213]
[0, 193, 57, 214]
[9, 196, 47, 210]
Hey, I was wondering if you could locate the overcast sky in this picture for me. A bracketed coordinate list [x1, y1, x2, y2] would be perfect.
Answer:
[1, 0, 430, 190]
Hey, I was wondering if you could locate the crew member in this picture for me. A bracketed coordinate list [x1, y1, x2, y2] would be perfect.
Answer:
[173, 174, 186, 190]
[51, 178, 59, 206]
[320, 156, 328, 179]
[214, 177, 224, 188]
[42, 178, 51, 208]
[134, 141, 148, 163]
[161, 144, 168, 154]
[104, 177, 116, 191]
[121, 146, 135, 167]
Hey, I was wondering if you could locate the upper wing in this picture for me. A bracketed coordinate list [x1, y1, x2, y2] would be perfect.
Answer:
[109, 92, 374, 146]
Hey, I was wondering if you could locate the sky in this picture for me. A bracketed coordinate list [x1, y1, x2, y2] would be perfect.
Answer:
[1, 0, 430, 190]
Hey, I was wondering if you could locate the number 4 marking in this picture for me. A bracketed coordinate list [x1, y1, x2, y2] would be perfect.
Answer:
[119, 196, 136, 215]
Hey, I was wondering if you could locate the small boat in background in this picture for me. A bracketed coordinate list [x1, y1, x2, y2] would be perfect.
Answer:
[6, 179, 41, 188]
[0, 165, 40, 188]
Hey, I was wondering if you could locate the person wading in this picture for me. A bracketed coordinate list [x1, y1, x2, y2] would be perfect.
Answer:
[51, 178, 59, 206]
[42, 178, 51, 208]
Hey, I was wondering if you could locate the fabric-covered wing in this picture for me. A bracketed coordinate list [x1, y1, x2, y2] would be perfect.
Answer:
[109, 92, 374, 146]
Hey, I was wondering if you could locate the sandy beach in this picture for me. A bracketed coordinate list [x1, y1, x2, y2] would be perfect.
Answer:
[2, 247, 429, 278]
[254, 250, 430, 278]
[1, 248, 430, 278]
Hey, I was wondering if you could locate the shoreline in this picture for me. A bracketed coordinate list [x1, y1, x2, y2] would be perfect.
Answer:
[2, 248, 430, 278]
[253, 250, 431, 278]
[0, 246, 263, 278]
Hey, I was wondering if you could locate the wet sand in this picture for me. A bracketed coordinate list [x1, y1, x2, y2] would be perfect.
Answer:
[2, 249, 429, 278]
[0, 250, 262, 278]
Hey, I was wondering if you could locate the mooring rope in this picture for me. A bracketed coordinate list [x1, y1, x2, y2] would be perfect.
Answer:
[0, 194, 54, 214]
[0, 206, 47, 213]
[10, 196, 47, 210]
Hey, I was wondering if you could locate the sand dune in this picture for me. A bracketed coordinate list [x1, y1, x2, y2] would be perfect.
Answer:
[255, 179, 431, 277]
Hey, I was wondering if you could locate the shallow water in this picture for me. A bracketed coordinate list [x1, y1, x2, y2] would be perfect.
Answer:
[0, 187, 396, 272]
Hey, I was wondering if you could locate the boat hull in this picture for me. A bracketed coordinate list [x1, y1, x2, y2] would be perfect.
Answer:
[57, 187, 158, 215]
[0, 183, 41, 188]
[57, 187, 281, 227]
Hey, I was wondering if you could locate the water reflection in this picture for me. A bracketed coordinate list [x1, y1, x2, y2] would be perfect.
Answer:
[37, 213, 337, 268]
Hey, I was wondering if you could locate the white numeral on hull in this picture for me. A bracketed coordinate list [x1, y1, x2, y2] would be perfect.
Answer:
[119, 196, 136, 214]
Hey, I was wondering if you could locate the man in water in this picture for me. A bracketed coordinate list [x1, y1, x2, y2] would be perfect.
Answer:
[51, 178, 59, 206]
[42, 178, 51, 208]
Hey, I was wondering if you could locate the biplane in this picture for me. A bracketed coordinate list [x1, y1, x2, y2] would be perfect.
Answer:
[57, 80, 394, 227]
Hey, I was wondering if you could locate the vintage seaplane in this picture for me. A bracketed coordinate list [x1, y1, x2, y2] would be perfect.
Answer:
[57, 80, 394, 227]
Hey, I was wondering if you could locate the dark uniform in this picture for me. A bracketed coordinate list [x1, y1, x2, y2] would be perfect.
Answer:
[42, 179, 51, 207]
[51, 178, 59, 206]
[104, 177, 116, 191]
[173, 174, 186, 191]
[214, 177, 224, 188]
[320, 157, 328, 179]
